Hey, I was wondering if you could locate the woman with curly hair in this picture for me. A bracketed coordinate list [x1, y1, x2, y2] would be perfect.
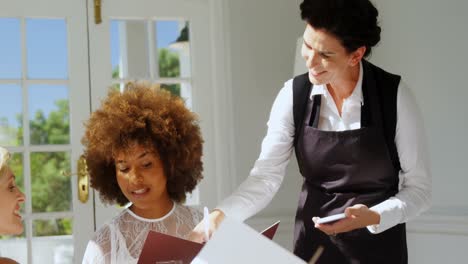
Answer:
[0, 147, 25, 264]
[81, 82, 204, 263]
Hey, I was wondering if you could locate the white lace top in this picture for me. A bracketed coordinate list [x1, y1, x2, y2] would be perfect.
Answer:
[82, 203, 202, 264]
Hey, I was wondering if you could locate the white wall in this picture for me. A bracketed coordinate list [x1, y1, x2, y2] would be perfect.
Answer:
[371, 0, 468, 210]
[371, 0, 468, 262]
[223, 0, 304, 250]
[223, 0, 468, 261]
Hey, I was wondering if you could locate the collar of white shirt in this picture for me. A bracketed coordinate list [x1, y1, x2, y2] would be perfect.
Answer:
[309, 61, 364, 108]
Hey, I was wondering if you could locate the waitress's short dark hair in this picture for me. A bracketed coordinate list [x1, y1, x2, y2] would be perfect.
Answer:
[300, 0, 381, 58]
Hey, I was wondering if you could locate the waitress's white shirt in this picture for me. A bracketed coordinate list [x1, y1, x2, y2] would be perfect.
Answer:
[217, 62, 431, 234]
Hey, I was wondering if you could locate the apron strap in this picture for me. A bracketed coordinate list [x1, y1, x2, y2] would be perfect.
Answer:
[361, 61, 385, 132]
[308, 95, 322, 128]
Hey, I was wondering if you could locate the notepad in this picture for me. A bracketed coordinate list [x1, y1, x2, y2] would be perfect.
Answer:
[193, 217, 305, 264]
[260, 220, 280, 240]
[137, 220, 280, 264]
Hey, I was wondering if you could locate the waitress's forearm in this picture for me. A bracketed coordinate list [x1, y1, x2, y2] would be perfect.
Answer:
[367, 178, 431, 234]
[216, 177, 280, 221]
[367, 198, 404, 233]
[216, 169, 285, 221]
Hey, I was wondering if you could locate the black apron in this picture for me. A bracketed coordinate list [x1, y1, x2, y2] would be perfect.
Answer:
[293, 72, 407, 263]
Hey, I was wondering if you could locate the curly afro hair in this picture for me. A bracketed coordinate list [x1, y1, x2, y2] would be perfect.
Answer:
[82, 82, 203, 206]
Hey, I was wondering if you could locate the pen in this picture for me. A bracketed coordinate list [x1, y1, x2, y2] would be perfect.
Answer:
[203, 206, 210, 242]
[309, 246, 324, 264]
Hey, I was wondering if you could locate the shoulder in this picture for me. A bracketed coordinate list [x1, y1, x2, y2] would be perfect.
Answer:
[83, 210, 130, 263]
[292, 73, 308, 84]
[363, 60, 401, 89]
[83, 222, 113, 263]
[284, 78, 294, 88]
[396, 79, 410, 95]
[175, 204, 203, 224]
[270, 78, 294, 113]
[276, 78, 294, 101]
[89, 210, 128, 246]
[291, 73, 310, 95]
[86, 221, 112, 256]
[396, 79, 420, 116]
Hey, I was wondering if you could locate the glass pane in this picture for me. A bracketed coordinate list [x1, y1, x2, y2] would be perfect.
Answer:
[32, 232, 73, 264]
[110, 20, 150, 79]
[111, 82, 124, 92]
[160, 83, 181, 97]
[31, 152, 71, 213]
[0, 233, 27, 263]
[155, 20, 191, 78]
[26, 19, 68, 79]
[0, 18, 21, 79]
[29, 85, 69, 145]
[33, 218, 72, 237]
[0, 84, 23, 146]
[161, 82, 192, 109]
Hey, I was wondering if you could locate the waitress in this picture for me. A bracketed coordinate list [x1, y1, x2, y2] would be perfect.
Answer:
[191, 0, 431, 263]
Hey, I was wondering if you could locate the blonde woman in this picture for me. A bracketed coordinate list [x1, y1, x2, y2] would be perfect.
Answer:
[0, 147, 25, 264]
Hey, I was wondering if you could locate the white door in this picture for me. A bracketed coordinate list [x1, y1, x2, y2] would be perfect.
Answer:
[86, 0, 219, 228]
[0, 0, 94, 263]
[0, 0, 220, 262]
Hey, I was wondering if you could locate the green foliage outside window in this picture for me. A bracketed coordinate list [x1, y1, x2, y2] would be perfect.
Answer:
[159, 48, 181, 96]
[158, 48, 180, 78]
[111, 48, 181, 96]
[1, 100, 73, 238]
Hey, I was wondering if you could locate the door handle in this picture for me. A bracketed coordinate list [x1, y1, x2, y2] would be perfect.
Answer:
[62, 155, 89, 203]
[77, 154, 89, 203]
[94, 0, 102, 24]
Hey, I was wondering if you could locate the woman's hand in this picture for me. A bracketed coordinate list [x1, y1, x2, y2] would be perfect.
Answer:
[312, 204, 380, 236]
[188, 209, 226, 243]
